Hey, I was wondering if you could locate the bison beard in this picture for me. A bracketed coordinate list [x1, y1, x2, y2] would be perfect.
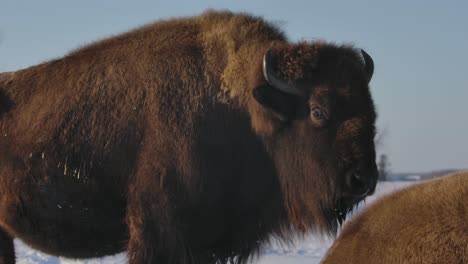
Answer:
[0, 11, 378, 264]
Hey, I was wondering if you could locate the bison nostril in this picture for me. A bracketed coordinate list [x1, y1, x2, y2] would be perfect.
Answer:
[345, 169, 373, 198]
[346, 170, 364, 185]
[353, 172, 364, 181]
[353, 174, 369, 192]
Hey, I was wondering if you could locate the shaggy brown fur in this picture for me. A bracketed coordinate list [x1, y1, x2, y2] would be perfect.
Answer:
[0, 10, 378, 264]
[322, 172, 468, 264]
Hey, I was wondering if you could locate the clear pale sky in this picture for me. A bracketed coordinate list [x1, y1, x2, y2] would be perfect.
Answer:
[0, 0, 467, 172]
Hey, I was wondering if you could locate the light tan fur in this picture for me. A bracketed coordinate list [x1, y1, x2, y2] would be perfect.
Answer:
[322, 172, 468, 264]
[0, 72, 14, 83]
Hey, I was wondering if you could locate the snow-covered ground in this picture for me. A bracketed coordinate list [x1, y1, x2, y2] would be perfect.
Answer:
[15, 181, 416, 264]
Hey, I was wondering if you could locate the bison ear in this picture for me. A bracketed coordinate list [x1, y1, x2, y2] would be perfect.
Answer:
[252, 85, 301, 121]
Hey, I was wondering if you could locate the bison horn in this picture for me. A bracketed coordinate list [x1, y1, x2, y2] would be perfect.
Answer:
[263, 49, 304, 96]
[360, 49, 374, 83]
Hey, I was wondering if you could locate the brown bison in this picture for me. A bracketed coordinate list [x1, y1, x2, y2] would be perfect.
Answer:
[0, 10, 378, 264]
[322, 172, 468, 264]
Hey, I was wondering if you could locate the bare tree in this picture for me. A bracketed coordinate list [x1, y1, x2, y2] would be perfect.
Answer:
[375, 127, 391, 181]
[374, 127, 387, 152]
[377, 154, 391, 181]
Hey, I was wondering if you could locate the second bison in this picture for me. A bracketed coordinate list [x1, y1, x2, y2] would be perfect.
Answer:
[322, 172, 468, 264]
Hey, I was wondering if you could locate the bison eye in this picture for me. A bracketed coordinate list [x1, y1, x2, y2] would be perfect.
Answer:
[310, 106, 328, 126]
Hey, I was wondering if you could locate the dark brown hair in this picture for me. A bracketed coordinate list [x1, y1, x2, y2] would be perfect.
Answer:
[0, 10, 377, 263]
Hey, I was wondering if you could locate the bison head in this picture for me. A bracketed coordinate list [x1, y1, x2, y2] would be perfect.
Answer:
[249, 43, 378, 235]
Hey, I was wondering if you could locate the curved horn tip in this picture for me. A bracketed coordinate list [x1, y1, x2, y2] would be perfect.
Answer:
[262, 49, 273, 84]
[360, 49, 374, 82]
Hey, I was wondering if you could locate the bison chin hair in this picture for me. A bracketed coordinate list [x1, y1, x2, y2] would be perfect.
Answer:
[274, 154, 359, 238]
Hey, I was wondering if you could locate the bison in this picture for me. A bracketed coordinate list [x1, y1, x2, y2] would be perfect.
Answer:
[321, 172, 468, 264]
[0, 10, 378, 264]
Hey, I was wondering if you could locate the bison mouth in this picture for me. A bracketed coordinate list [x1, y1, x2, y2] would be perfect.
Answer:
[330, 163, 378, 228]
[328, 194, 368, 233]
